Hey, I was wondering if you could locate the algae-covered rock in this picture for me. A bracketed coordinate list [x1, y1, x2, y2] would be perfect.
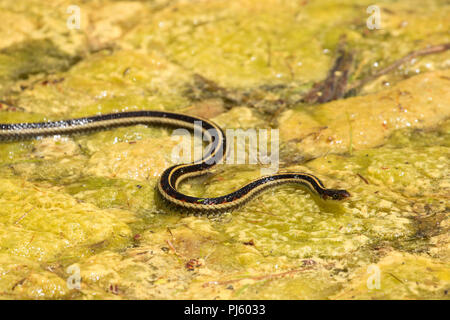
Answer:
[0, 178, 134, 262]
[0, 39, 80, 83]
[332, 251, 450, 299]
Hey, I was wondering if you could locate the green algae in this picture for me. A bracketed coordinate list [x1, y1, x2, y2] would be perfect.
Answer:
[0, 178, 134, 262]
[332, 252, 450, 300]
[0, 0, 448, 300]
[124, 0, 450, 91]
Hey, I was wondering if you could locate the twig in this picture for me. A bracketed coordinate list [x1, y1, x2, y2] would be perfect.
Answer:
[267, 41, 272, 67]
[387, 272, 404, 284]
[303, 36, 354, 104]
[11, 277, 28, 291]
[166, 239, 180, 257]
[202, 265, 315, 287]
[356, 173, 369, 184]
[14, 207, 33, 224]
[166, 227, 174, 240]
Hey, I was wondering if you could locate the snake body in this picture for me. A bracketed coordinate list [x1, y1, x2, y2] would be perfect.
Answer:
[0, 110, 350, 213]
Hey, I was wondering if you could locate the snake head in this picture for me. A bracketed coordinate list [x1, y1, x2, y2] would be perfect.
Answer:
[322, 189, 351, 201]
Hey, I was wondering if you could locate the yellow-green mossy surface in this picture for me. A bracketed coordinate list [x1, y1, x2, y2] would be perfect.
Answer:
[0, 0, 448, 299]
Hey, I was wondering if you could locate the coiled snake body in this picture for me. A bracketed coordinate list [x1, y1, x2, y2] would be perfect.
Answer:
[0, 111, 350, 213]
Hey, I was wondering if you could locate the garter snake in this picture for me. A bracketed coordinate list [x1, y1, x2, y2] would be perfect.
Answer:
[0, 110, 350, 213]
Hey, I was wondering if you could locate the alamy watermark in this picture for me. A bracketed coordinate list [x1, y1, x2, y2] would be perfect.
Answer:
[170, 122, 279, 175]
[366, 265, 381, 290]
[67, 5, 81, 30]
[66, 263, 81, 290]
